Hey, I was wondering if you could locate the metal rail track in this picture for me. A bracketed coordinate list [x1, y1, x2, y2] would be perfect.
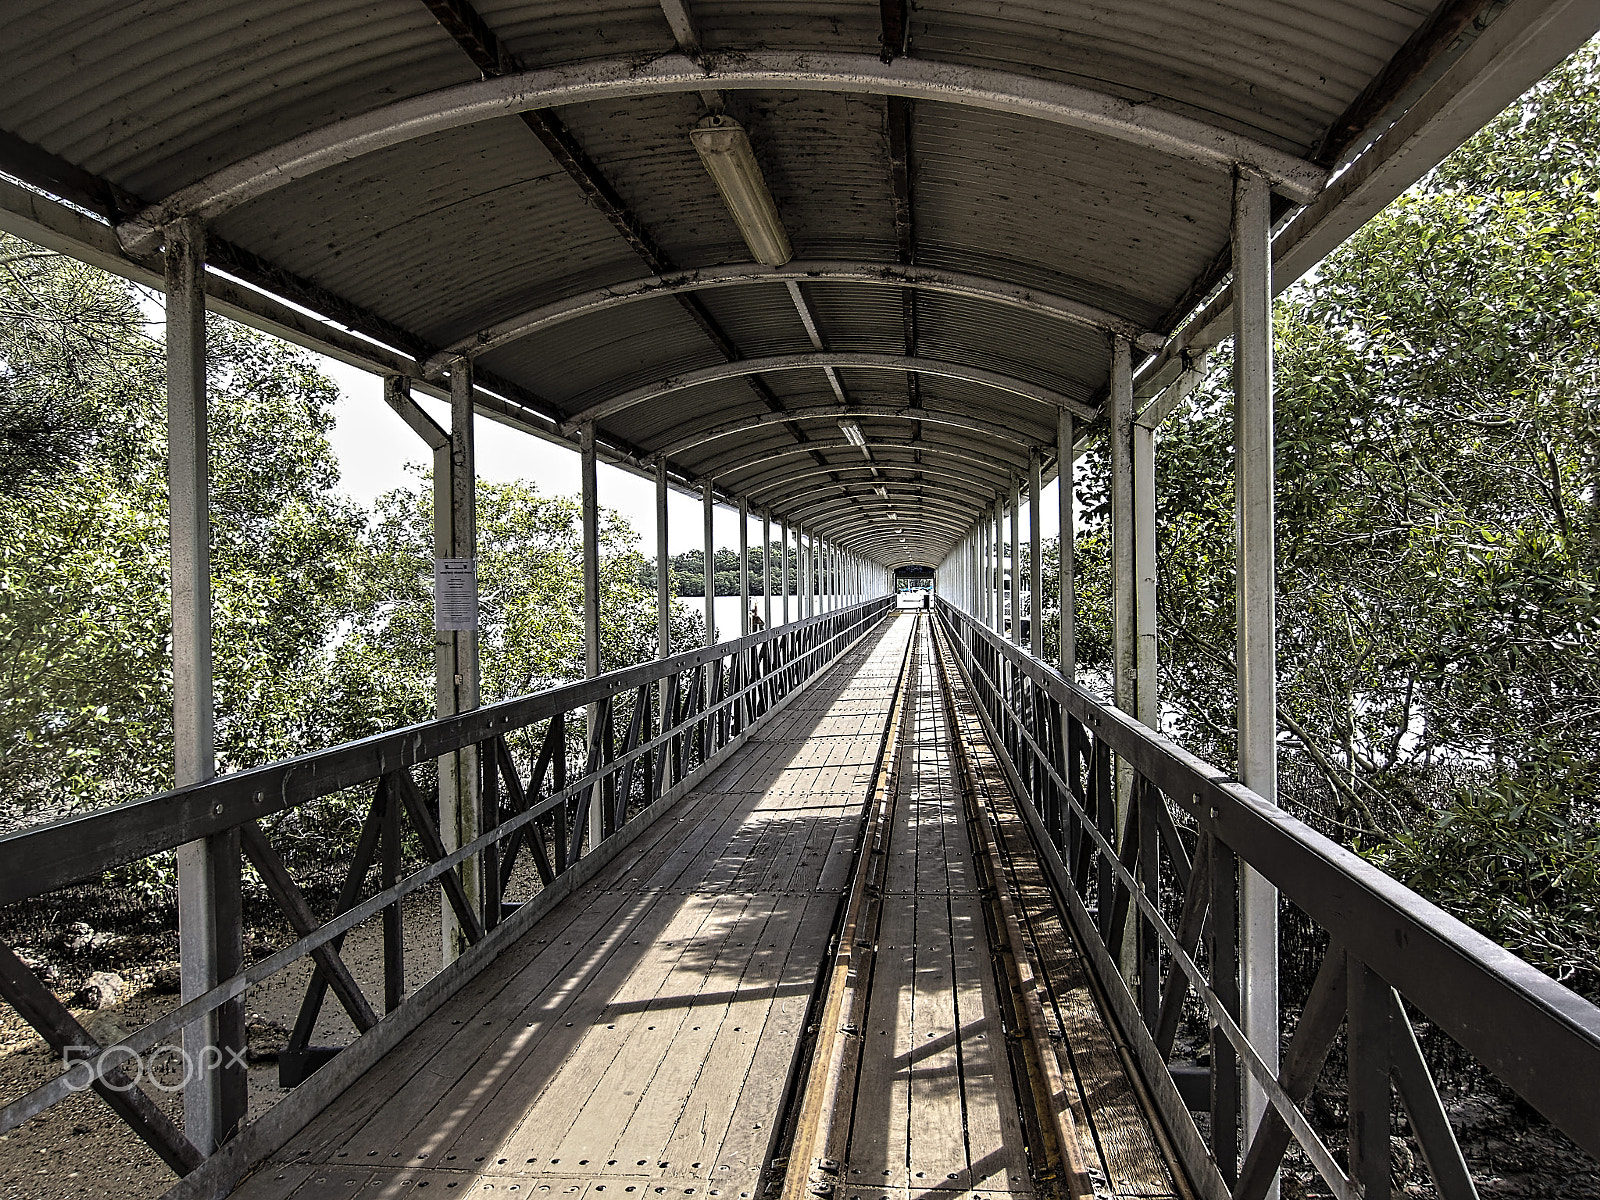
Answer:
[767, 613, 1095, 1200]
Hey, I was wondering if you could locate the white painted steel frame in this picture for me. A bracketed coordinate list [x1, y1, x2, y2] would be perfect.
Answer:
[561, 352, 1097, 435]
[116, 51, 1327, 253]
[1233, 165, 1280, 1168]
[167, 216, 243, 1155]
[425, 260, 1164, 371]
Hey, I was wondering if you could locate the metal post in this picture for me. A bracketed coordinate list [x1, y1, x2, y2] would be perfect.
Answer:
[985, 505, 998, 640]
[762, 510, 773, 629]
[657, 461, 671, 659]
[781, 519, 791, 625]
[1009, 481, 1021, 646]
[581, 424, 604, 852]
[1058, 411, 1076, 681]
[703, 481, 717, 645]
[1109, 335, 1139, 976]
[442, 358, 483, 952]
[739, 495, 751, 635]
[978, 512, 989, 626]
[1030, 448, 1044, 658]
[803, 529, 813, 618]
[1235, 164, 1280, 1165]
[1134, 422, 1157, 726]
[167, 216, 246, 1153]
[1111, 336, 1136, 715]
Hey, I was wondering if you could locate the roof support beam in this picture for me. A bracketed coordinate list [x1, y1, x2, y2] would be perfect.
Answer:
[116, 50, 1328, 251]
[419, 0, 821, 468]
[757, 476, 986, 518]
[645, 403, 1047, 463]
[561, 351, 1095, 434]
[1136, 0, 1597, 401]
[799, 506, 969, 548]
[716, 438, 1030, 481]
[428, 260, 1160, 370]
[739, 462, 1005, 504]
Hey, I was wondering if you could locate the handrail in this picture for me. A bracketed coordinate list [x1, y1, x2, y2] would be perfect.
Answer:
[0, 600, 888, 902]
[0, 597, 894, 1184]
[935, 598, 1600, 1200]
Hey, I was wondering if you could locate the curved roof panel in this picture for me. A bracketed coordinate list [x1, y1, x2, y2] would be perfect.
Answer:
[2, 0, 1594, 567]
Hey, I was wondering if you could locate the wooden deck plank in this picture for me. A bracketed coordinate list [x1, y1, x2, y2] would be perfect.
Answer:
[234, 615, 914, 1200]
[948, 869, 1033, 1193]
[518, 892, 768, 1169]
[662, 892, 838, 1184]
[845, 851, 915, 1189]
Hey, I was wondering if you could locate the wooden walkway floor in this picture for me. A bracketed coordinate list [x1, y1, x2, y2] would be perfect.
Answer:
[229, 613, 1177, 1200]
[233, 616, 914, 1200]
[832, 618, 1035, 1200]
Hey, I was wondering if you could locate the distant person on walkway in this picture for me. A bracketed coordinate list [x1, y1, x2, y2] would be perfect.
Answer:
[750, 605, 765, 632]
[922, 593, 930, 610]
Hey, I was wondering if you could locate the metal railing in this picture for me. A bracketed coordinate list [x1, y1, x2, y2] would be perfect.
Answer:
[0, 597, 892, 1190]
[936, 598, 1600, 1200]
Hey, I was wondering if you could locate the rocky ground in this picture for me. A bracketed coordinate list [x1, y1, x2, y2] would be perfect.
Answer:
[1, 891, 443, 1200]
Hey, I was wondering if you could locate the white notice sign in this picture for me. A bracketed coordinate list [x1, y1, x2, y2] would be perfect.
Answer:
[434, 558, 479, 631]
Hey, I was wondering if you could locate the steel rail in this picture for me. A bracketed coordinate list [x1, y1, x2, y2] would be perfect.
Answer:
[928, 615, 1095, 1200]
[116, 51, 1326, 252]
[643, 399, 1063, 465]
[424, 260, 1164, 371]
[934, 599, 1600, 1170]
[561, 354, 1096, 436]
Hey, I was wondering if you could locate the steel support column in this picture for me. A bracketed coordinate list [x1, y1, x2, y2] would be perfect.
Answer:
[782, 518, 791, 625]
[1234, 164, 1280, 1165]
[1029, 448, 1043, 659]
[1109, 335, 1137, 976]
[803, 529, 813, 618]
[438, 357, 482, 961]
[739, 495, 751, 634]
[1058, 410, 1075, 681]
[1009, 480, 1021, 645]
[1111, 336, 1136, 715]
[762, 510, 773, 629]
[1134, 421, 1157, 725]
[703, 481, 716, 645]
[985, 505, 998, 640]
[581, 423, 603, 852]
[167, 216, 245, 1153]
[656, 461, 670, 659]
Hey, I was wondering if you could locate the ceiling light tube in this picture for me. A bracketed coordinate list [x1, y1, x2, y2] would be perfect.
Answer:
[839, 420, 867, 449]
[691, 115, 794, 267]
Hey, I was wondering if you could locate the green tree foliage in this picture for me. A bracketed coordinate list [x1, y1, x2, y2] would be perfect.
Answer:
[649, 542, 797, 597]
[1138, 43, 1600, 991]
[0, 235, 364, 826]
[329, 477, 701, 737]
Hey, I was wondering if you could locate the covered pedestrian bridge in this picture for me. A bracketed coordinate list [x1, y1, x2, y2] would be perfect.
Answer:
[2, 1, 1599, 1198]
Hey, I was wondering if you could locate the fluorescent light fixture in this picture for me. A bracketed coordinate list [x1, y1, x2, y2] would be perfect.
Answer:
[839, 420, 867, 449]
[691, 115, 794, 267]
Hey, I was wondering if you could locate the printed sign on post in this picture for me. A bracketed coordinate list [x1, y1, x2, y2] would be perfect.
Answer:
[434, 558, 479, 631]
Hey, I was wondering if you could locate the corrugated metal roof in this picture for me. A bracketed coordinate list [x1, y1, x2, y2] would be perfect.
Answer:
[1, 0, 1580, 565]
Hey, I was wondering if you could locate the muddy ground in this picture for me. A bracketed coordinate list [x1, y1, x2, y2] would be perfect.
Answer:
[3, 891, 1598, 1200]
[1, 887, 444, 1200]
